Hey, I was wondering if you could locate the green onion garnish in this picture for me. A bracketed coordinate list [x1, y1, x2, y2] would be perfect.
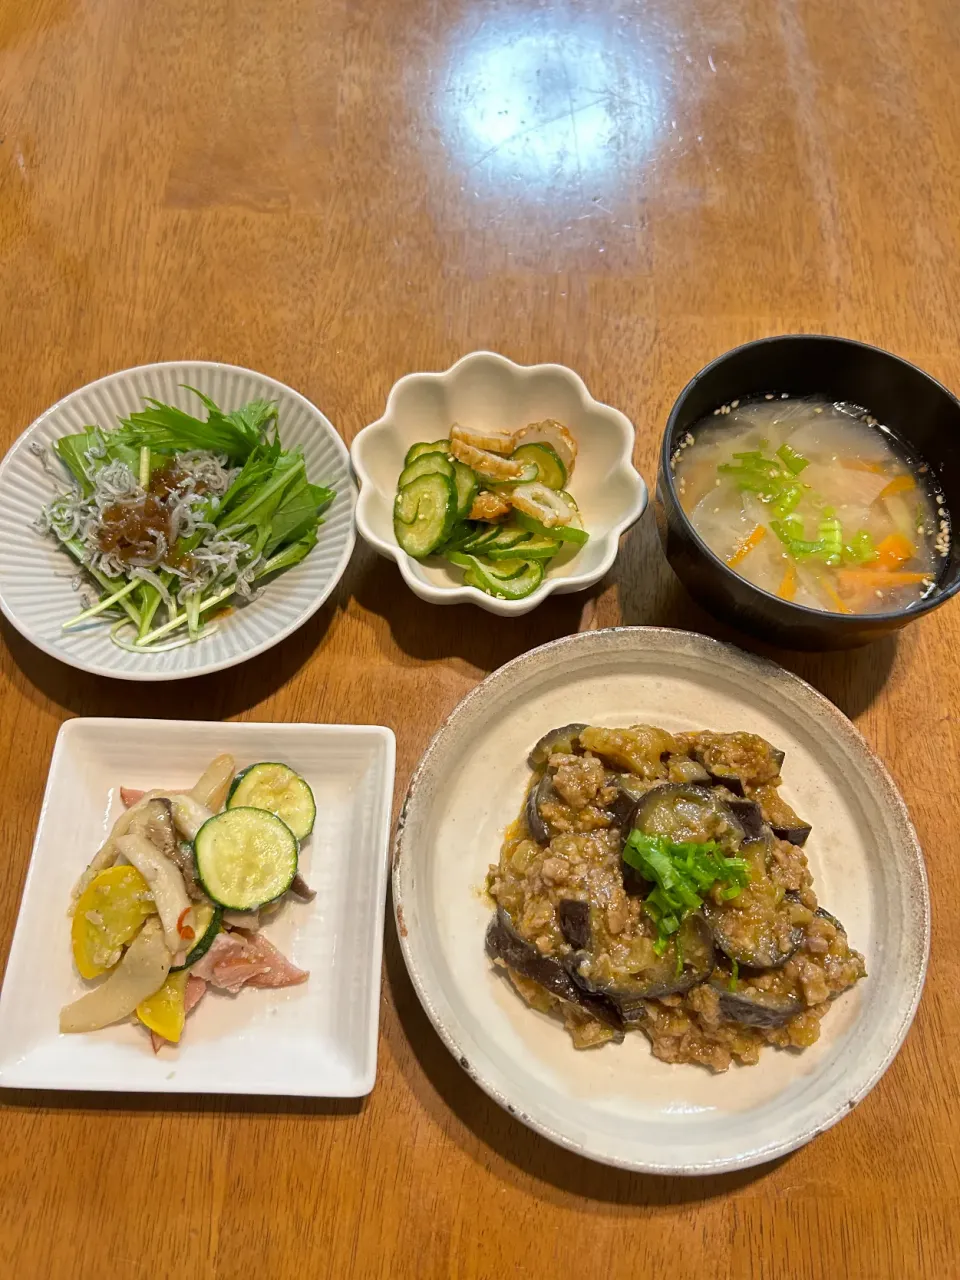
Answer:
[622, 832, 750, 956]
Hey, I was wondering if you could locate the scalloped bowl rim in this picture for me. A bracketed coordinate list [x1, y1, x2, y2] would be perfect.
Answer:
[350, 352, 648, 616]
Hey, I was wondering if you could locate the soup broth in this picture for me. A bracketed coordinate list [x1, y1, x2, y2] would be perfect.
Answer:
[672, 397, 949, 615]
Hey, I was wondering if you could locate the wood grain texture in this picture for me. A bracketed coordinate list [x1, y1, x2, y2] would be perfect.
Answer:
[1, 0, 959, 1275]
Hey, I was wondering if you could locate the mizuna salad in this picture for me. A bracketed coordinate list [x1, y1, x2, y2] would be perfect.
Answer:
[33, 389, 334, 652]
[61, 755, 316, 1050]
[392, 420, 589, 600]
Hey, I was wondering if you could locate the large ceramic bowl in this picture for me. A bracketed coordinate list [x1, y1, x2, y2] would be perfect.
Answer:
[394, 628, 929, 1174]
[0, 362, 356, 681]
[657, 335, 960, 648]
[351, 351, 647, 616]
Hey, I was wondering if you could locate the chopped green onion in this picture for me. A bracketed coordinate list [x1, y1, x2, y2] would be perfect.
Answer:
[843, 530, 879, 564]
[622, 831, 749, 956]
[776, 442, 809, 475]
[728, 959, 740, 991]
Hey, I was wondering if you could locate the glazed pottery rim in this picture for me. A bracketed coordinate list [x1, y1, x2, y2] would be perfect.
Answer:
[660, 333, 960, 626]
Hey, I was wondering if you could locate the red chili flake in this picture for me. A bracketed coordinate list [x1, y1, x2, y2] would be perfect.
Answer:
[177, 908, 196, 941]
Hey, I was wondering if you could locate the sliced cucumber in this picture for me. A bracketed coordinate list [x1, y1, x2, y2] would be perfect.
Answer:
[515, 510, 589, 547]
[484, 526, 530, 552]
[447, 552, 544, 599]
[440, 521, 478, 551]
[170, 902, 222, 972]
[228, 762, 317, 839]
[195, 809, 298, 911]
[404, 439, 450, 466]
[394, 473, 457, 558]
[511, 443, 567, 490]
[398, 452, 454, 488]
[451, 460, 480, 518]
[489, 461, 538, 487]
[487, 532, 560, 561]
[460, 524, 501, 552]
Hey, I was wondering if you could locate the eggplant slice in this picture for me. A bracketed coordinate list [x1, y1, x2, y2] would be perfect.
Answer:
[706, 900, 803, 971]
[528, 723, 587, 769]
[726, 797, 769, 841]
[567, 915, 716, 1021]
[557, 899, 592, 950]
[710, 977, 802, 1028]
[687, 732, 786, 795]
[751, 783, 812, 846]
[631, 783, 745, 850]
[524, 772, 558, 844]
[485, 909, 624, 1037]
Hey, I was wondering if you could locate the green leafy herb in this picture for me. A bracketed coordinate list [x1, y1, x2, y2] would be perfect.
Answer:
[39, 389, 334, 653]
[54, 429, 140, 495]
[622, 831, 750, 955]
[116, 388, 278, 462]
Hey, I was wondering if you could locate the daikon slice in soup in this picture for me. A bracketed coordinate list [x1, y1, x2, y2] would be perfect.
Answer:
[671, 397, 949, 615]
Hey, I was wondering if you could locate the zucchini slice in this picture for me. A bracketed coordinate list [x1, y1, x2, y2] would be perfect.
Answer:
[170, 901, 222, 972]
[394, 473, 457, 558]
[195, 809, 298, 911]
[228, 762, 317, 839]
[511, 443, 567, 490]
[404, 439, 450, 466]
[398, 452, 455, 488]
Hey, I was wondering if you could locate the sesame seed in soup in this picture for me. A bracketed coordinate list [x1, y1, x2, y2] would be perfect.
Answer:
[672, 397, 949, 615]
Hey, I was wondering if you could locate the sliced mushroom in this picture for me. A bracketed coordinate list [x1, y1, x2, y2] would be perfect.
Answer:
[60, 917, 171, 1033]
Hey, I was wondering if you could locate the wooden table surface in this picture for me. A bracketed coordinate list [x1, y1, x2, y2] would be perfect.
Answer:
[2, 0, 959, 1275]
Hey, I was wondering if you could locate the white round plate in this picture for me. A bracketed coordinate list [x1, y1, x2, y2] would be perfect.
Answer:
[394, 627, 929, 1174]
[0, 362, 356, 681]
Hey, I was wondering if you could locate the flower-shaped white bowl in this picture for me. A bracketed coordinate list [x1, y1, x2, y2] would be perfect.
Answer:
[351, 352, 647, 616]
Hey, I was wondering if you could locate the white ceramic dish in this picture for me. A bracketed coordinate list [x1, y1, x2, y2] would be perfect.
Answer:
[0, 362, 357, 681]
[0, 718, 395, 1096]
[350, 351, 647, 616]
[394, 628, 929, 1174]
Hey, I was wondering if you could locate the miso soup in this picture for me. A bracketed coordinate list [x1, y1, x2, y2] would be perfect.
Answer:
[671, 397, 949, 615]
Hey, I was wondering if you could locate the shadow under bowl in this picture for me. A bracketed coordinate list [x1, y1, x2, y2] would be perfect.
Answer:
[656, 334, 960, 649]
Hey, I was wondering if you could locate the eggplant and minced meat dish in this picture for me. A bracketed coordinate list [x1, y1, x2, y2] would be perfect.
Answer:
[485, 724, 865, 1071]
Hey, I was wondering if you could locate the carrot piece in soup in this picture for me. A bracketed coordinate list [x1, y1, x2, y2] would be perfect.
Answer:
[878, 474, 916, 500]
[726, 524, 766, 567]
[778, 563, 798, 601]
[873, 532, 916, 570]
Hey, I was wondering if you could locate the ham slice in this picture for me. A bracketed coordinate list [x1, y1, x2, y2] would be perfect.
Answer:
[184, 974, 207, 1013]
[191, 931, 308, 994]
[120, 787, 145, 807]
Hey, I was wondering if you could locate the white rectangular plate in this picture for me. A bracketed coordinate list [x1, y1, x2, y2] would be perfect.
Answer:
[0, 718, 395, 1096]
